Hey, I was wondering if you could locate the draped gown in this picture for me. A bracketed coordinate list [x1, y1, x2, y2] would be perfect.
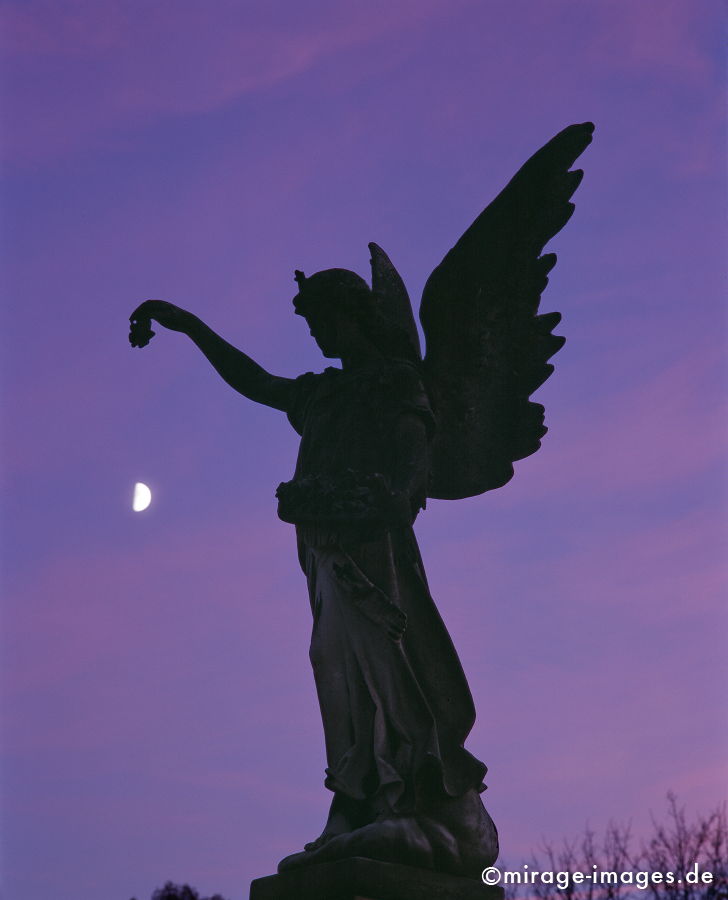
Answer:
[278, 359, 487, 818]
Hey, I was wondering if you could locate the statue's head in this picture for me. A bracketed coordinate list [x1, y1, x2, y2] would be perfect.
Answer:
[293, 268, 374, 358]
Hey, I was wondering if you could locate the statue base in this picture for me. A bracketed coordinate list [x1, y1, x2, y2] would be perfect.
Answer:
[249, 857, 503, 900]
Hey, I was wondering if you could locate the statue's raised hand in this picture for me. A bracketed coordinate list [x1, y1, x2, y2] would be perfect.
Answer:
[129, 299, 190, 348]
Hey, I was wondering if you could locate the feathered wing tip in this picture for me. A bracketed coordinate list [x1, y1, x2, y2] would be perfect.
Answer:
[368, 242, 422, 362]
[420, 122, 594, 500]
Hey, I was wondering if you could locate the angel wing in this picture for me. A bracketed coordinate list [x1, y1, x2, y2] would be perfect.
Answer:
[418, 122, 594, 500]
[368, 242, 421, 364]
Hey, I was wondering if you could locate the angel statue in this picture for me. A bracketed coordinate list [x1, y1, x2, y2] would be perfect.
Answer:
[129, 122, 593, 880]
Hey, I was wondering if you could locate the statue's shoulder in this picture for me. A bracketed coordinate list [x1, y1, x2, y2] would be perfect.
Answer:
[286, 367, 341, 434]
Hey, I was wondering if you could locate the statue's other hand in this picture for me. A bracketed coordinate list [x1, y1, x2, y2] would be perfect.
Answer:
[129, 299, 189, 347]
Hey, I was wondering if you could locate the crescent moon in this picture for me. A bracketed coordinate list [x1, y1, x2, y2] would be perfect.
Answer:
[133, 482, 152, 512]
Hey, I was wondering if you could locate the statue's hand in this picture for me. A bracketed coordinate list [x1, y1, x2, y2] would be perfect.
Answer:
[129, 299, 190, 347]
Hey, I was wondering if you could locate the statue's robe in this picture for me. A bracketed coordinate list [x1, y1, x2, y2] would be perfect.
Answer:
[282, 360, 486, 816]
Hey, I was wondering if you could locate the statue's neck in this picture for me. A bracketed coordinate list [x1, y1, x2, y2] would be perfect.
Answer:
[340, 351, 383, 371]
[338, 334, 384, 371]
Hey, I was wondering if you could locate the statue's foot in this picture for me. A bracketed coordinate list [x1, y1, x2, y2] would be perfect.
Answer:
[279, 815, 433, 874]
[278, 789, 498, 880]
[302, 834, 327, 852]
[302, 792, 373, 852]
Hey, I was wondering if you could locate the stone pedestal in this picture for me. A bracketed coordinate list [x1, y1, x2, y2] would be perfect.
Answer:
[249, 857, 504, 900]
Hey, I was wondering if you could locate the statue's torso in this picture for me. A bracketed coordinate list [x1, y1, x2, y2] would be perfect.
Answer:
[288, 360, 431, 483]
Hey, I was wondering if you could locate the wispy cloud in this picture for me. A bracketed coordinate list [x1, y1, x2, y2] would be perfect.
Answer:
[1, 0, 466, 164]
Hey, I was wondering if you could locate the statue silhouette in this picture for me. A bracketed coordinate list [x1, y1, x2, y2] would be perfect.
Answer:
[130, 122, 594, 879]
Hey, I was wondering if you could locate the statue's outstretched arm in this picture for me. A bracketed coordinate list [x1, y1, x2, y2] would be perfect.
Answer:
[129, 299, 294, 411]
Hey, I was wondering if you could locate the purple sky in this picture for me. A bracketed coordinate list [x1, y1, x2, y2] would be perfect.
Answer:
[2, 1, 726, 898]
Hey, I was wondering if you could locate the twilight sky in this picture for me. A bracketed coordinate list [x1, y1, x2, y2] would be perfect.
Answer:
[2, 1, 726, 898]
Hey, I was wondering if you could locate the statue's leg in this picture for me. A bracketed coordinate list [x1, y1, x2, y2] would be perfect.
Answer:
[283, 532, 498, 878]
[299, 541, 379, 850]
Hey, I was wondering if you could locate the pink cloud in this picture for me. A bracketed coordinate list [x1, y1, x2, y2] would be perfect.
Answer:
[4, 512, 292, 699]
[503, 344, 727, 505]
[1, 0, 469, 164]
[586, 0, 716, 82]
